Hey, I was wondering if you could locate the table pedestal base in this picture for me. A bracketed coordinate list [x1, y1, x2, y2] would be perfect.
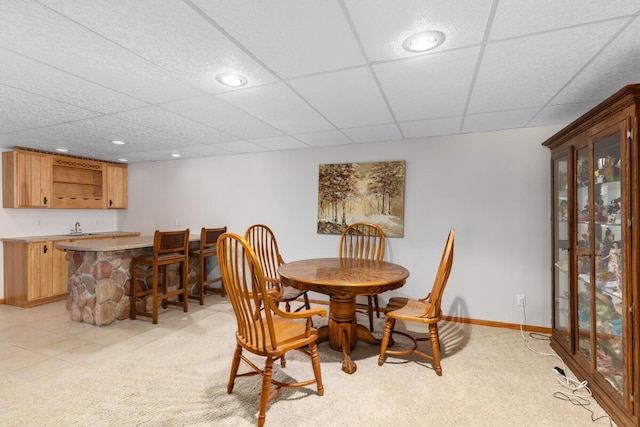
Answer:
[315, 294, 382, 374]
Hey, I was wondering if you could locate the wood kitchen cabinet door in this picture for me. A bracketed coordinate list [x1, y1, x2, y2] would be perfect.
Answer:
[2, 150, 51, 208]
[27, 241, 53, 301]
[105, 164, 128, 208]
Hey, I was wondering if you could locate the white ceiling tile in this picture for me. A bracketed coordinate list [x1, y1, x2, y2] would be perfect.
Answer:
[289, 67, 393, 128]
[399, 116, 462, 138]
[375, 46, 481, 121]
[0, 0, 202, 103]
[0, 48, 147, 114]
[294, 130, 353, 147]
[529, 101, 599, 128]
[39, 0, 277, 93]
[175, 144, 234, 158]
[489, 0, 640, 40]
[343, 124, 402, 143]
[0, 84, 99, 132]
[345, 0, 493, 61]
[191, 0, 366, 78]
[462, 108, 540, 133]
[112, 106, 235, 145]
[218, 83, 334, 134]
[468, 19, 627, 114]
[212, 140, 269, 154]
[251, 135, 308, 151]
[161, 95, 283, 140]
[551, 18, 640, 105]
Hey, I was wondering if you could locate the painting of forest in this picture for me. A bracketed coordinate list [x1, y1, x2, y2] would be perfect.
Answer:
[317, 160, 406, 237]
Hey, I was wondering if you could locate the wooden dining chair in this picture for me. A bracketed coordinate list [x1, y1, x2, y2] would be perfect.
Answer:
[129, 229, 190, 324]
[245, 224, 310, 312]
[378, 228, 455, 375]
[217, 232, 326, 427]
[189, 226, 227, 304]
[339, 222, 386, 331]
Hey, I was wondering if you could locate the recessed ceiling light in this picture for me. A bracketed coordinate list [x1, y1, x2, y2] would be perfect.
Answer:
[170, 153, 181, 158]
[216, 73, 248, 87]
[55, 148, 68, 152]
[111, 140, 126, 145]
[402, 30, 445, 52]
[117, 158, 128, 162]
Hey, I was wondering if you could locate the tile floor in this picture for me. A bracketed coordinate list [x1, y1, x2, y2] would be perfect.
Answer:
[0, 298, 226, 388]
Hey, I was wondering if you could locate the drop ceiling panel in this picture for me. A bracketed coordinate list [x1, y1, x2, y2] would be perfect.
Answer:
[218, 83, 334, 134]
[112, 107, 235, 145]
[212, 140, 269, 154]
[489, 0, 640, 40]
[345, 0, 493, 62]
[289, 67, 393, 128]
[529, 101, 600, 127]
[399, 116, 462, 139]
[294, 130, 353, 147]
[0, 48, 146, 114]
[375, 46, 480, 122]
[462, 108, 540, 134]
[0, 85, 99, 132]
[191, 0, 366, 78]
[551, 17, 640, 105]
[342, 124, 402, 143]
[250, 135, 308, 151]
[39, 0, 277, 92]
[161, 95, 283, 140]
[467, 19, 627, 114]
[0, 0, 201, 103]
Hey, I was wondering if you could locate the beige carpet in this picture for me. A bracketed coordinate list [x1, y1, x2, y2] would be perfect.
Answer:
[0, 300, 616, 426]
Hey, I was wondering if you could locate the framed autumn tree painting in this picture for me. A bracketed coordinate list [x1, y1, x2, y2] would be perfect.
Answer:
[317, 160, 406, 237]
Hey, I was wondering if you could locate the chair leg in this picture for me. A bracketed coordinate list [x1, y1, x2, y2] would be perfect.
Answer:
[182, 259, 189, 312]
[227, 344, 242, 393]
[429, 323, 443, 376]
[309, 341, 324, 396]
[129, 259, 137, 320]
[373, 295, 380, 317]
[378, 318, 395, 366]
[258, 357, 274, 427]
[199, 255, 205, 305]
[151, 266, 159, 324]
[303, 293, 310, 310]
[367, 296, 374, 332]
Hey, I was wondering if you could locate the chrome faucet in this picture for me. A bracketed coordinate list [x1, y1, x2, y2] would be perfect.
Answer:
[72, 222, 82, 234]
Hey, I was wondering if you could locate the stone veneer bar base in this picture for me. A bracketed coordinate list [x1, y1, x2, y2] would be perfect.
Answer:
[66, 242, 208, 325]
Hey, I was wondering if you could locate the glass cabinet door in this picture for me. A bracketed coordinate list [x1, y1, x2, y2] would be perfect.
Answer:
[553, 155, 570, 346]
[591, 125, 625, 397]
[575, 145, 592, 361]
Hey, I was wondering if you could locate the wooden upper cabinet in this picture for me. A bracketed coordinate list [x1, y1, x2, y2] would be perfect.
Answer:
[2, 150, 51, 208]
[105, 164, 128, 209]
[3, 149, 128, 209]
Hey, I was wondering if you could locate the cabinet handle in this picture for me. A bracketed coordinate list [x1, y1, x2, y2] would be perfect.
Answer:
[109, 199, 113, 207]
[43, 245, 48, 254]
[43, 196, 48, 205]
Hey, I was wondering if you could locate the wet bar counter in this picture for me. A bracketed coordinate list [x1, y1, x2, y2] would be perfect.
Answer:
[56, 235, 202, 325]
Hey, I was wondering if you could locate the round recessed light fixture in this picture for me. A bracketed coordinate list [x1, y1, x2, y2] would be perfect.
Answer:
[111, 140, 126, 145]
[55, 148, 69, 153]
[117, 158, 128, 162]
[402, 30, 445, 52]
[170, 153, 182, 158]
[216, 73, 248, 88]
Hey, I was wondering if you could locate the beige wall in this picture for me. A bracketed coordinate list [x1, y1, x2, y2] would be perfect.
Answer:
[118, 124, 563, 327]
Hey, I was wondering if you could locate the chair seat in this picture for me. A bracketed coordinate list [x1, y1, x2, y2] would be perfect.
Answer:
[385, 297, 438, 323]
[189, 247, 217, 257]
[250, 316, 318, 354]
[278, 285, 306, 301]
[134, 252, 186, 264]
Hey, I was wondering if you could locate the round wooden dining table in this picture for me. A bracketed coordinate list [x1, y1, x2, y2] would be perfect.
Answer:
[279, 257, 409, 374]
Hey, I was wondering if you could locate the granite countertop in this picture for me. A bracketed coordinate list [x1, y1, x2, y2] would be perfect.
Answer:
[55, 234, 200, 252]
[1, 231, 140, 244]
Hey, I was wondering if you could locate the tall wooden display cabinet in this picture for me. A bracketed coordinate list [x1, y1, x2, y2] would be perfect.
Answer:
[543, 84, 640, 426]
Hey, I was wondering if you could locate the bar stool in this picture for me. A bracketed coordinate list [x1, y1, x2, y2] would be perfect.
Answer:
[189, 226, 227, 305]
[129, 229, 189, 324]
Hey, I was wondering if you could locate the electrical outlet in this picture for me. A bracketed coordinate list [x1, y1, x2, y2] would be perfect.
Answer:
[517, 294, 526, 306]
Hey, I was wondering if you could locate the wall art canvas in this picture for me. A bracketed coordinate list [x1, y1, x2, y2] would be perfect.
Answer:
[317, 160, 406, 237]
